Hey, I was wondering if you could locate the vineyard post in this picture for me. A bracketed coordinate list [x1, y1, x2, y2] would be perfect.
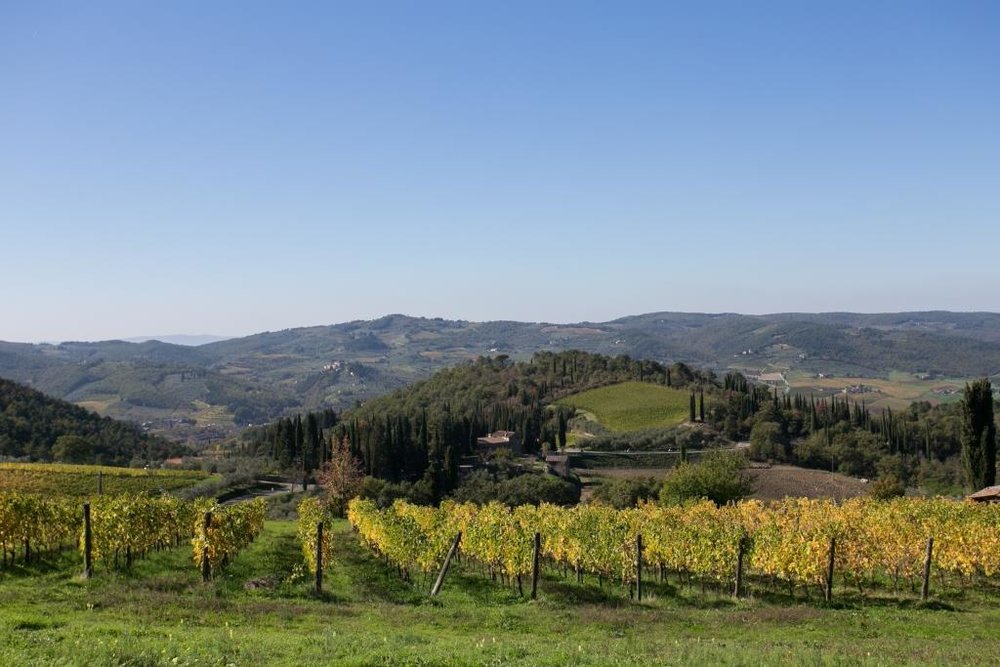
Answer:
[315, 521, 324, 595]
[825, 537, 836, 602]
[733, 536, 746, 599]
[82, 502, 93, 579]
[635, 534, 643, 601]
[97, 471, 103, 495]
[921, 537, 934, 601]
[430, 531, 462, 597]
[201, 511, 212, 583]
[531, 532, 541, 600]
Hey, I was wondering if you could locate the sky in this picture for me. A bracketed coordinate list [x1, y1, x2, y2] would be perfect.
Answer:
[2, 1, 999, 342]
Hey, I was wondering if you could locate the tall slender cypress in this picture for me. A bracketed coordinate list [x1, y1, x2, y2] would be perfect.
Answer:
[961, 378, 996, 490]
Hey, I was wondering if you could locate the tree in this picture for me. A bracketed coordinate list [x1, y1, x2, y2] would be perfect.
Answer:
[591, 477, 660, 509]
[749, 420, 783, 461]
[689, 392, 696, 422]
[52, 435, 94, 464]
[557, 409, 568, 449]
[659, 451, 753, 506]
[960, 378, 996, 490]
[305, 413, 320, 473]
[317, 436, 365, 517]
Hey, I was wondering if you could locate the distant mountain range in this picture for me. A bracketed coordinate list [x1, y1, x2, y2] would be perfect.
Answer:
[124, 335, 233, 346]
[2, 311, 1000, 440]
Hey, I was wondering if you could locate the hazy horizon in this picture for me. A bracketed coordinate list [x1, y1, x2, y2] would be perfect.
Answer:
[4, 2, 998, 342]
[7, 307, 1000, 346]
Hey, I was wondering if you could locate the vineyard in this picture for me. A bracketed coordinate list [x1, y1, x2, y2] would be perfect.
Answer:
[2, 492, 1000, 664]
[348, 497, 1000, 598]
[4, 482, 999, 601]
[0, 491, 264, 578]
[0, 462, 211, 496]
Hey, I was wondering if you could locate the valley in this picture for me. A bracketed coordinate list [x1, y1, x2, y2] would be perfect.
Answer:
[2, 311, 999, 442]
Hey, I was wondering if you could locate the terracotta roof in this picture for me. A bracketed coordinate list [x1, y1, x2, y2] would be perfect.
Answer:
[477, 436, 512, 445]
[968, 485, 1000, 501]
[476, 430, 518, 445]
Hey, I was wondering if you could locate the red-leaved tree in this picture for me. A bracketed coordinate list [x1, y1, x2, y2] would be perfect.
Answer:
[316, 435, 365, 517]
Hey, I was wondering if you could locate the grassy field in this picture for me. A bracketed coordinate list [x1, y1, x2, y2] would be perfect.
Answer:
[2, 518, 1000, 665]
[557, 382, 690, 433]
[0, 462, 212, 496]
[190, 399, 236, 426]
[785, 370, 967, 411]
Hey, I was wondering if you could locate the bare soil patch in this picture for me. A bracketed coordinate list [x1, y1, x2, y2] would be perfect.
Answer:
[749, 465, 868, 501]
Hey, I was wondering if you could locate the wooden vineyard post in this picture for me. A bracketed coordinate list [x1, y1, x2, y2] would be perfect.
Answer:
[315, 521, 324, 595]
[97, 471, 103, 495]
[635, 534, 643, 601]
[82, 502, 93, 579]
[825, 537, 836, 602]
[430, 532, 462, 597]
[921, 537, 934, 601]
[201, 511, 212, 583]
[733, 536, 746, 599]
[531, 532, 541, 600]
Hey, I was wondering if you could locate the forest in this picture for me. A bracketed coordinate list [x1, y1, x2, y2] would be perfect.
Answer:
[0, 378, 188, 465]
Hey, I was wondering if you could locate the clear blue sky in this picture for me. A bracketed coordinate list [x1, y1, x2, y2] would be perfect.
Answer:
[2, 1, 998, 342]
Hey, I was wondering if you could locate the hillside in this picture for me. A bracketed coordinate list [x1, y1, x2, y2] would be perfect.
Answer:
[3, 311, 1000, 437]
[556, 382, 690, 433]
[0, 378, 188, 465]
[246, 352, 698, 487]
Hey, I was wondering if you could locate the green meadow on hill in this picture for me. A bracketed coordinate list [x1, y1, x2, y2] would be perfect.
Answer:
[557, 381, 691, 433]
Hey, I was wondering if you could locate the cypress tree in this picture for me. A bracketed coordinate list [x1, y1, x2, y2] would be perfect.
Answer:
[305, 413, 320, 472]
[293, 415, 304, 466]
[689, 392, 696, 422]
[961, 378, 997, 490]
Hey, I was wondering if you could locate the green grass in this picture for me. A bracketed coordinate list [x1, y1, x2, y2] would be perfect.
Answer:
[0, 462, 212, 496]
[558, 381, 691, 433]
[3, 519, 1000, 665]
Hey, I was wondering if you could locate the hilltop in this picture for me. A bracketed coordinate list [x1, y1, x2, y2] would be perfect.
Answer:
[2, 311, 999, 438]
[0, 377, 188, 465]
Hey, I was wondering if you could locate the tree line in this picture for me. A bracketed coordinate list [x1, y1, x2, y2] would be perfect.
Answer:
[0, 378, 187, 465]
[242, 352, 712, 498]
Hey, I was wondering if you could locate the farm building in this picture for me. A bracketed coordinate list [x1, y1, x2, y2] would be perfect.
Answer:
[475, 430, 522, 456]
[968, 485, 1000, 503]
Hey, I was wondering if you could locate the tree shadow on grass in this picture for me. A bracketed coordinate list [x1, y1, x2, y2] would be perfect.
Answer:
[334, 539, 428, 606]
[742, 583, 961, 613]
[0, 551, 80, 580]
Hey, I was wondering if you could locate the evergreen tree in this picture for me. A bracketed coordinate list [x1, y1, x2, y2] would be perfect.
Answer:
[961, 378, 997, 490]
[689, 391, 696, 422]
[305, 413, 320, 473]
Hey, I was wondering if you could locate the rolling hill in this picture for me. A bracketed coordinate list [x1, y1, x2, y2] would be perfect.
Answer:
[0, 377, 188, 464]
[2, 311, 1000, 438]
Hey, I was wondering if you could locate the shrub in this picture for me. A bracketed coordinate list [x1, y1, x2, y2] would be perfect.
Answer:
[591, 477, 661, 509]
[659, 451, 753, 506]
